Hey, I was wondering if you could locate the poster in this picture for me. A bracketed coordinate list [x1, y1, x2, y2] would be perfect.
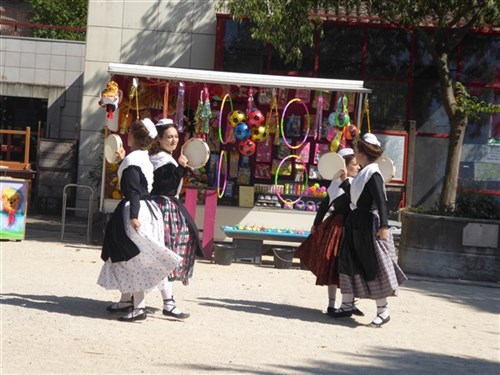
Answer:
[0, 178, 28, 240]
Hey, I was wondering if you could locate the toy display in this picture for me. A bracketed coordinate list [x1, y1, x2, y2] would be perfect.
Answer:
[97, 75, 365, 211]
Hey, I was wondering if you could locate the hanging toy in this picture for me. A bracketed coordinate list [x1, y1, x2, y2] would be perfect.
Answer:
[175, 82, 185, 132]
[200, 86, 212, 134]
[98, 80, 123, 120]
[194, 87, 211, 135]
[238, 139, 256, 156]
[120, 78, 139, 134]
[313, 95, 323, 140]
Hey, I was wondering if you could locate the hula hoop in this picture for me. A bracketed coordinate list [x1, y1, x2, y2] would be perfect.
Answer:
[217, 150, 228, 198]
[218, 93, 234, 145]
[280, 98, 310, 150]
[274, 154, 309, 205]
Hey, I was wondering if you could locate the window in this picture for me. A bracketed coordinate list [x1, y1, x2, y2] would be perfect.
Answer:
[365, 28, 410, 79]
[461, 33, 499, 84]
[318, 25, 363, 79]
[223, 19, 267, 74]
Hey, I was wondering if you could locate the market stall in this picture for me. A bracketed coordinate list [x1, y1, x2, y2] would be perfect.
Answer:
[98, 63, 372, 254]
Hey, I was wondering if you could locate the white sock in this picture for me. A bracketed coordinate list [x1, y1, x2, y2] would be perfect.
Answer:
[161, 281, 183, 314]
[375, 298, 389, 319]
[327, 285, 337, 308]
[133, 291, 145, 309]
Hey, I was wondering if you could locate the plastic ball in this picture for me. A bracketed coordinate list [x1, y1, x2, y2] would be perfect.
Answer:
[335, 112, 350, 128]
[251, 125, 268, 142]
[247, 109, 265, 128]
[234, 122, 251, 141]
[228, 110, 247, 127]
[238, 139, 256, 156]
[329, 138, 340, 152]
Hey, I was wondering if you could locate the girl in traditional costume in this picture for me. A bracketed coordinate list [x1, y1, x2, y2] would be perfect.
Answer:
[149, 118, 204, 319]
[332, 133, 407, 327]
[295, 148, 364, 317]
[98, 119, 180, 322]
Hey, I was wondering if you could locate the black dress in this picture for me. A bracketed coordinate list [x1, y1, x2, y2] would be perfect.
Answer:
[338, 164, 407, 299]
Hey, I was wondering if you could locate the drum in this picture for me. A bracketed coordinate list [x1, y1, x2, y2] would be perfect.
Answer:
[181, 138, 210, 169]
[104, 134, 123, 164]
[377, 156, 396, 183]
[317, 152, 346, 180]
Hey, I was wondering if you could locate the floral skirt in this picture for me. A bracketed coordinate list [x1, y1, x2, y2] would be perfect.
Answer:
[97, 200, 181, 293]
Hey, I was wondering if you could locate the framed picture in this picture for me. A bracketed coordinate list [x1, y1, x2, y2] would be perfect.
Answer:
[0, 177, 28, 240]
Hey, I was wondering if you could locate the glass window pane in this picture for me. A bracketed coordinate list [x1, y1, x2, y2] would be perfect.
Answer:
[461, 33, 500, 84]
[223, 20, 267, 74]
[412, 79, 450, 133]
[365, 81, 408, 130]
[366, 28, 410, 78]
[414, 32, 457, 81]
[270, 45, 314, 74]
[318, 25, 363, 79]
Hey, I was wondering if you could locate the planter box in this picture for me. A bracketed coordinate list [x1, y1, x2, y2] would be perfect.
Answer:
[399, 212, 500, 282]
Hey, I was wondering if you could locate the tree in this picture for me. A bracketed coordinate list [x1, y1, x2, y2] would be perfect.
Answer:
[216, 0, 499, 209]
[28, 0, 87, 41]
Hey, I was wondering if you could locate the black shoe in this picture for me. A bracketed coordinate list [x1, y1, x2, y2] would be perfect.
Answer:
[119, 308, 147, 322]
[163, 307, 190, 319]
[328, 307, 353, 318]
[369, 314, 390, 328]
[106, 302, 133, 313]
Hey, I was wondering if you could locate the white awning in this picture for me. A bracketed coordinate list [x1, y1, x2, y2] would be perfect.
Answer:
[107, 63, 371, 93]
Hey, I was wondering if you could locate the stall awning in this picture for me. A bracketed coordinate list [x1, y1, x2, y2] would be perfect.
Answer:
[107, 63, 371, 93]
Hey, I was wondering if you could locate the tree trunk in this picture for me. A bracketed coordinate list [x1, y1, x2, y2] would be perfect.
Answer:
[432, 46, 468, 209]
[440, 114, 467, 208]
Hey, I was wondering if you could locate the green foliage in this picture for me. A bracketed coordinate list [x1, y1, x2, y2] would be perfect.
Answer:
[28, 0, 87, 41]
[405, 193, 500, 220]
[455, 82, 500, 121]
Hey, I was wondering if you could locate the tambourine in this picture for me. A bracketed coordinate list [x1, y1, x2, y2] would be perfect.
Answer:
[317, 152, 346, 180]
[104, 134, 123, 164]
[376, 156, 396, 183]
[181, 138, 210, 169]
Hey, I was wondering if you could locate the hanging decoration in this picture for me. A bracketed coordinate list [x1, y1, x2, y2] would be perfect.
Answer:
[280, 98, 310, 150]
[163, 82, 170, 119]
[273, 154, 309, 205]
[98, 80, 123, 120]
[194, 87, 211, 135]
[313, 95, 323, 140]
[175, 82, 185, 132]
[217, 150, 228, 198]
[218, 93, 234, 145]
[120, 77, 139, 134]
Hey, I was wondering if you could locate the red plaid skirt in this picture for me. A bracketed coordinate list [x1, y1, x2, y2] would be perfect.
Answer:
[294, 214, 343, 286]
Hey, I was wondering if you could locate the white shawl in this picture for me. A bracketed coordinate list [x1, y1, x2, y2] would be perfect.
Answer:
[350, 162, 386, 210]
[118, 150, 154, 193]
[149, 151, 183, 198]
[327, 177, 353, 205]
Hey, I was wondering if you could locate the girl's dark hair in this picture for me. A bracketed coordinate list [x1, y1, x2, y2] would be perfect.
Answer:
[355, 139, 383, 162]
[149, 123, 177, 155]
[343, 154, 356, 166]
[130, 120, 154, 149]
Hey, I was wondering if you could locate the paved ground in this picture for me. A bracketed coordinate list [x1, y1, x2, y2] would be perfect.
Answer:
[1, 216, 499, 374]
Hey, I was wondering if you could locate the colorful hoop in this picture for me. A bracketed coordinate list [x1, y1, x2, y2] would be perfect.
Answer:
[280, 98, 310, 149]
[218, 93, 234, 145]
[217, 150, 228, 199]
[273, 154, 309, 205]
